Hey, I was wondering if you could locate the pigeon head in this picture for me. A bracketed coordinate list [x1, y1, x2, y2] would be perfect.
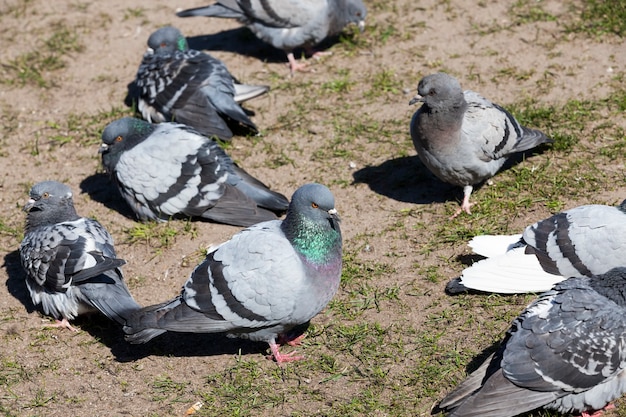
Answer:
[334, 0, 367, 33]
[409, 72, 465, 110]
[147, 26, 189, 54]
[282, 183, 342, 264]
[23, 181, 79, 231]
[99, 117, 158, 171]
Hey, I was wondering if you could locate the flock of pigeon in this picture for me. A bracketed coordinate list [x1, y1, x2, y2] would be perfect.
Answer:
[14, 1, 626, 416]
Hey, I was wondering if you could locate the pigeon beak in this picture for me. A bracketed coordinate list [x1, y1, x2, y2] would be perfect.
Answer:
[357, 20, 365, 33]
[98, 143, 109, 154]
[23, 198, 35, 212]
[409, 94, 424, 106]
[327, 208, 341, 228]
[145, 47, 154, 54]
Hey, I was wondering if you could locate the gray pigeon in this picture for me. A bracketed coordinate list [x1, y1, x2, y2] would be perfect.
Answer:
[135, 26, 269, 142]
[123, 183, 342, 363]
[409, 72, 552, 218]
[99, 117, 289, 227]
[19, 181, 141, 331]
[438, 267, 626, 417]
[446, 199, 626, 294]
[176, 0, 367, 73]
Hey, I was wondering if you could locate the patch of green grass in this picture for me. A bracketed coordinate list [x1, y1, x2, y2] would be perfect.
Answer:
[194, 358, 287, 416]
[366, 68, 402, 97]
[509, 0, 557, 25]
[1, 22, 84, 88]
[321, 69, 354, 93]
[124, 219, 197, 251]
[566, 0, 626, 37]
[151, 375, 189, 402]
[45, 107, 132, 148]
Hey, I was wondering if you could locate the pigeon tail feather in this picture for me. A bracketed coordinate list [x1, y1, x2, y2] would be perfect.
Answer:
[468, 234, 523, 258]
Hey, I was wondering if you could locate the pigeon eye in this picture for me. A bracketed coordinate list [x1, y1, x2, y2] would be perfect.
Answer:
[115, 135, 123, 142]
[311, 202, 319, 209]
[42, 192, 50, 198]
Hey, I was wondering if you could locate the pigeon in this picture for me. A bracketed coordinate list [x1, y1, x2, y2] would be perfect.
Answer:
[19, 181, 141, 331]
[123, 183, 342, 363]
[176, 0, 367, 74]
[134, 26, 269, 142]
[100, 117, 289, 227]
[437, 267, 626, 417]
[409, 72, 552, 218]
[446, 199, 626, 294]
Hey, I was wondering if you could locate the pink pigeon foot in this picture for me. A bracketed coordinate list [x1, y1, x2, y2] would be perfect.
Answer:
[44, 318, 79, 332]
[580, 403, 615, 417]
[450, 185, 475, 219]
[266, 339, 304, 364]
[287, 52, 310, 74]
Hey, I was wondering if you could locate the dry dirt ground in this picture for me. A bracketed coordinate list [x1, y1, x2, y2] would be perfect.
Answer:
[0, 0, 625, 416]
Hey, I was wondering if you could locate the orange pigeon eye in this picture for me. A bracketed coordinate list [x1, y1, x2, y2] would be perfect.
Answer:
[115, 135, 123, 142]
[311, 202, 319, 209]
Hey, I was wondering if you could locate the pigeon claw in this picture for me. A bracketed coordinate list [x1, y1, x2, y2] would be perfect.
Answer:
[580, 403, 615, 417]
[267, 339, 305, 364]
[450, 191, 475, 219]
[287, 53, 310, 75]
[44, 318, 79, 332]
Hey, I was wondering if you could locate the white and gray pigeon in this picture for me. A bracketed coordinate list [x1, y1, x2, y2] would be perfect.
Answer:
[176, 0, 367, 74]
[409, 72, 552, 218]
[135, 26, 269, 142]
[446, 199, 626, 294]
[123, 183, 342, 363]
[19, 181, 141, 331]
[438, 267, 626, 417]
[100, 117, 289, 227]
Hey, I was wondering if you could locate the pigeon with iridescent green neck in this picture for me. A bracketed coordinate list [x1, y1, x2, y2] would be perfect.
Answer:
[135, 26, 269, 141]
[19, 181, 140, 331]
[123, 183, 342, 364]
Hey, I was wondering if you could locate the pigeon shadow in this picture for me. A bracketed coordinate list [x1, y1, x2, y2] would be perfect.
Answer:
[4, 250, 37, 314]
[186, 28, 287, 64]
[353, 147, 552, 206]
[82, 318, 311, 362]
[79, 173, 137, 220]
[78, 318, 268, 363]
[352, 155, 460, 205]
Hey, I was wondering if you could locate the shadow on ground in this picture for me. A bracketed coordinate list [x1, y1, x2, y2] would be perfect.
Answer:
[82, 318, 268, 363]
[4, 250, 37, 314]
[353, 149, 552, 206]
[80, 173, 137, 220]
[352, 155, 460, 205]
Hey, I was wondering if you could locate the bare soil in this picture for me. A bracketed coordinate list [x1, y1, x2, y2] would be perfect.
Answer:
[0, 0, 625, 416]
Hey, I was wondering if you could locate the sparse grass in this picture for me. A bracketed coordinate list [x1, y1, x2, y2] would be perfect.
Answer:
[0, 22, 84, 88]
[1, 0, 626, 416]
[124, 219, 198, 251]
[566, 0, 626, 37]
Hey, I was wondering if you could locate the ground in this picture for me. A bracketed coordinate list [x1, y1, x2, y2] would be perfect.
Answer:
[1, 0, 625, 416]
